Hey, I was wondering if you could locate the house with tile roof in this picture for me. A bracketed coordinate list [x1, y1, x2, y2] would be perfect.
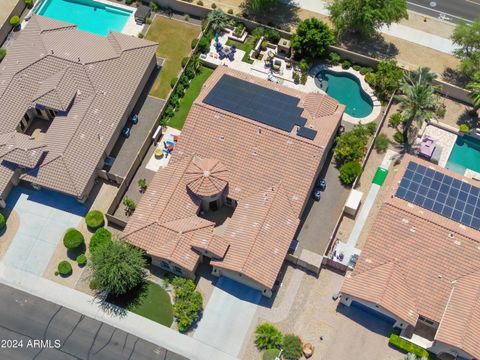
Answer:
[123, 67, 345, 297]
[0, 15, 157, 206]
[340, 155, 480, 360]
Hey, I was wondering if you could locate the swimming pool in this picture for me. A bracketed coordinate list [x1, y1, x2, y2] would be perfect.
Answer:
[315, 70, 373, 118]
[36, 0, 131, 36]
[446, 134, 480, 175]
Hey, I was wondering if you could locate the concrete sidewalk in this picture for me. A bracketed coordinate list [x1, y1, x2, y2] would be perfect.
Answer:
[294, 0, 458, 55]
[0, 263, 237, 360]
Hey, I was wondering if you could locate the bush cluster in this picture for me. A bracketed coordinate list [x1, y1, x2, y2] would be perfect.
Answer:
[58, 261, 72, 276]
[89, 227, 112, 254]
[172, 277, 203, 332]
[339, 161, 362, 185]
[334, 122, 375, 166]
[63, 228, 85, 249]
[0, 213, 5, 230]
[374, 133, 389, 153]
[282, 335, 303, 360]
[85, 210, 104, 229]
[459, 123, 470, 132]
[76, 254, 87, 267]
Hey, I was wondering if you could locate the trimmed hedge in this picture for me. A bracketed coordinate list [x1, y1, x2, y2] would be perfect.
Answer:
[76, 254, 87, 267]
[0, 213, 5, 230]
[9, 16, 20, 27]
[85, 210, 104, 229]
[89, 227, 112, 254]
[389, 330, 431, 358]
[63, 228, 85, 249]
[58, 261, 72, 276]
[263, 349, 280, 360]
[0, 48, 6, 62]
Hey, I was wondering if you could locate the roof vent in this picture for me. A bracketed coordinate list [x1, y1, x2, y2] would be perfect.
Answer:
[252, 150, 257, 156]
[448, 233, 454, 238]
[257, 128, 261, 134]
[438, 274, 443, 278]
[410, 227, 416, 233]
[50, 49, 54, 54]
[219, 135, 224, 141]
[402, 218, 409, 224]
[454, 240, 461, 246]
[287, 140, 293, 145]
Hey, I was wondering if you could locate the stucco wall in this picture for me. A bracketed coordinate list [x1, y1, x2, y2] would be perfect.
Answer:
[212, 266, 272, 297]
[152, 256, 197, 280]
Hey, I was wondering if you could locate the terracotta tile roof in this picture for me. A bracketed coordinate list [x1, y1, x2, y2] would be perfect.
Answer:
[341, 155, 480, 358]
[0, 133, 47, 168]
[124, 68, 343, 290]
[0, 15, 157, 198]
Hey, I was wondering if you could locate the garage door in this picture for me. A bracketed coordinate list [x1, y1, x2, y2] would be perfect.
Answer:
[351, 300, 396, 325]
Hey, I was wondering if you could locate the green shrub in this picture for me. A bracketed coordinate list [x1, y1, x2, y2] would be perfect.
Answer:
[211, 3, 217, 9]
[63, 228, 85, 249]
[393, 131, 405, 144]
[58, 261, 72, 276]
[85, 210, 104, 229]
[89, 227, 112, 254]
[360, 67, 373, 75]
[172, 277, 203, 332]
[175, 83, 185, 97]
[76, 254, 87, 267]
[375, 133, 389, 152]
[263, 349, 281, 360]
[334, 123, 372, 165]
[146, 17, 152, 25]
[255, 323, 283, 350]
[372, 59, 403, 101]
[150, 1, 159, 11]
[353, 64, 361, 71]
[125, 0, 134, 4]
[138, 32, 144, 39]
[197, 37, 210, 53]
[197, 0, 204, 5]
[339, 161, 362, 186]
[365, 72, 376, 86]
[185, 67, 196, 80]
[181, 56, 189, 67]
[170, 77, 178, 88]
[282, 335, 302, 360]
[459, 123, 470, 132]
[300, 73, 308, 85]
[184, 14, 190, 21]
[0, 213, 5, 230]
[299, 58, 310, 73]
[0, 48, 6, 62]
[180, 75, 190, 87]
[389, 112, 404, 129]
[436, 104, 446, 119]
[25, 0, 33, 9]
[228, 9, 233, 14]
[265, 29, 281, 44]
[261, 40, 268, 51]
[329, 52, 341, 65]
[191, 38, 199, 49]
[341, 60, 351, 69]
[366, 121, 377, 135]
[389, 330, 430, 358]
[9, 16, 20, 27]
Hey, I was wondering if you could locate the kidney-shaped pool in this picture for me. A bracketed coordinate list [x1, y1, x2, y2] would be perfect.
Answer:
[315, 69, 374, 118]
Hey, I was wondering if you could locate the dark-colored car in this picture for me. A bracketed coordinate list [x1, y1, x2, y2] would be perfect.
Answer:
[313, 188, 321, 201]
[130, 114, 139, 124]
[317, 178, 327, 191]
[122, 127, 131, 138]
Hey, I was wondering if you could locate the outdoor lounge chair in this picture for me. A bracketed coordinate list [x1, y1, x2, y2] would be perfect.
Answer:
[273, 59, 281, 71]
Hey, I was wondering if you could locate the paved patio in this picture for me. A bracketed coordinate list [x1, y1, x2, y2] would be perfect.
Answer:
[2, 186, 87, 275]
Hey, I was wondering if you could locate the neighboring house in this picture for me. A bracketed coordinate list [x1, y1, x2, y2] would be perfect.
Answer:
[341, 155, 480, 360]
[0, 15, 157, 206]
[123, 67, 345, 297]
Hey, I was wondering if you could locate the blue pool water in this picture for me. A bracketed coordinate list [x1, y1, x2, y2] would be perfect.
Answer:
[36, 0, 131, 36]
[315, 70, 374, 118]
[446, 134, 480, 175]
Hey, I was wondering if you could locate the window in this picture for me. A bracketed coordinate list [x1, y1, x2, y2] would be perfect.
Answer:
[174, 266, 182, 274]
[161, 261, 170, 269]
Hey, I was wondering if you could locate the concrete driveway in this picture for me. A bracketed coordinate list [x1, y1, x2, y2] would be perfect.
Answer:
[2, 187, 87, 275]
[193, 277, 261, 357]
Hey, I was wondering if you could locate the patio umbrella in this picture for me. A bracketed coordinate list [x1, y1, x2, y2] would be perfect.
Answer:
[214, 33, 219, 44]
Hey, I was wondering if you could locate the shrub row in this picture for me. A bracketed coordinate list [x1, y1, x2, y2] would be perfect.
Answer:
[172, 277, 203, 332]
[389, 329, 432, 358]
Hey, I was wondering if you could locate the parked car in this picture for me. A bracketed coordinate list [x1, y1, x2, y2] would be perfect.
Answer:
[130, 114, 139, 124]
[122, 127, 130, 138]
[312, 188, 321, 201]
[316, 178, 327, 191]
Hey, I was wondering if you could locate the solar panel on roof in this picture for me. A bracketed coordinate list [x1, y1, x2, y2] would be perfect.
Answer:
[204, 75, 307, 132]
[297, 127, 317, 140]
[395, 161, 480, 230]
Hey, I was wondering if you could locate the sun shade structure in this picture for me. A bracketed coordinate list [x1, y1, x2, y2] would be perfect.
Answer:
[341, 155, 480, 360]
[0, 15, 157, 204]
[124, 67, 344, 296]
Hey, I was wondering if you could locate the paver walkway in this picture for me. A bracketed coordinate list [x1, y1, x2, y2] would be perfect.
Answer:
[193, 277, 261, 357]
[0, 263, 237, 360]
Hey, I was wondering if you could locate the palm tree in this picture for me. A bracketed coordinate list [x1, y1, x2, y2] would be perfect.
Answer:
[466, 71, 480, 113]
[254, 323, 283, 350]
[207, 9, 230, 34]
[396, 67, 438, 150]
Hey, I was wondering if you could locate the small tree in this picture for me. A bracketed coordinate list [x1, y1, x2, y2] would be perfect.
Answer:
[372, 60, 403, 101]
[329, 0, 408, 38]
[334, 123, 372, 166]
[254, 323, 283, 350]
[282, 335, 303, 360]
[85, 210, 104, 229]
[138, 178, 148, 193]
[207, 9, 230, 34]
[466, 71, 480, 112]
[339, 161, 362, 185]
[374, 133, 389, 153]
[451, 18, 480, 78]
[171, 277, 203, 332]
[89, 228, 112, 254]
[388, 112, 404, 130]
[123, 196, 136, 216]
[89, 238, 146, 296]
[242, 0, 280, 16]
[291, 18, 335, 61]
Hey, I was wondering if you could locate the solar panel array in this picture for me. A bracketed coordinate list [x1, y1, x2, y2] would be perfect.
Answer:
[204, 75, 310, 135]
[395, 161, 480, 229]
[297, 127, 318, 140]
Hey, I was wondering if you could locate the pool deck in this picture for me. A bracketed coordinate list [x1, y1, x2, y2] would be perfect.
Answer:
[421, 123, 457, 168]
[25, 0, 143, 37]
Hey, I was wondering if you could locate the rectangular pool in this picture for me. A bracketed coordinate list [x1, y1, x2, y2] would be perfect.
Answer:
[446, 134, 480, 175]
[36, 0, 132, 36]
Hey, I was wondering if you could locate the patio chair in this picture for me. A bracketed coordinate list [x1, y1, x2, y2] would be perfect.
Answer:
[227, 52, 234, 61]
[273, 59, 281, 72]
[219, 51, 226, 60]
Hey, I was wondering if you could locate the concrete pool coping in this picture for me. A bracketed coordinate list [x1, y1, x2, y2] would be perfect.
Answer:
[311, 64, 382, 125]
[25, 0, 142, 36]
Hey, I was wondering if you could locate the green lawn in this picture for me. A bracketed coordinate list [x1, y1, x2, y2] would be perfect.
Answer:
[146, 16, 201, 99]
[226, 36, 256, 64]
[109, 281, 173, 327]
[169, 66, 214, 130]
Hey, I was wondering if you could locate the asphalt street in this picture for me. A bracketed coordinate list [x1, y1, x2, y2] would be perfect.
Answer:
[407, 0, 480, 23]
[0, 284, 187, 360]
